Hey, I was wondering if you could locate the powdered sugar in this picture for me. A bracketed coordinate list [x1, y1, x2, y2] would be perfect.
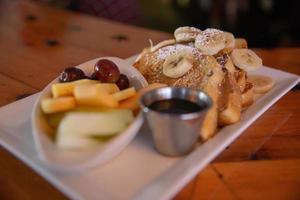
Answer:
[175, 32, 198, 42]
[195, 28, 225, 48]
[156, 44, 202, 61]
[174, 26, 202, 42]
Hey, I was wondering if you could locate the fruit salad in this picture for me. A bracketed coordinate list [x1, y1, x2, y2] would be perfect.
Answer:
[39, 59, 163, 150]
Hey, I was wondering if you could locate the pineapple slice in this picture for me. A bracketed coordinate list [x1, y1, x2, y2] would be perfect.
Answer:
[112, 87, 136, 101]
[74, 84, 118, 108]
[96, 83, 120, 94]
[52, 79, 98, 98]
[41, 97, 76, 114]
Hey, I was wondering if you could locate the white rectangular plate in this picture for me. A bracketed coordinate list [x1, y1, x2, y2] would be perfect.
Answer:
[0, 56, 299, 200]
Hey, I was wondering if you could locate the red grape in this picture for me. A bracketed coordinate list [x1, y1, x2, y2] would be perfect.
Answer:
[116, 74, 129, 90]
[94, 59, 120, 83]
[59, 67, 85, 82]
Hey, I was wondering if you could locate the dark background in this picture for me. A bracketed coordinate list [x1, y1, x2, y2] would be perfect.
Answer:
[39, 0, 300, 48]
[140, 0, 300, 48]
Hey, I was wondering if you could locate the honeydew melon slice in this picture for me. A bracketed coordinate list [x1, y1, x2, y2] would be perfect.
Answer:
[56, 109, 134, 149]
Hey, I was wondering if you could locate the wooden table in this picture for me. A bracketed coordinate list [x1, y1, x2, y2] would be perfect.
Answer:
[1, 1, 300, 199]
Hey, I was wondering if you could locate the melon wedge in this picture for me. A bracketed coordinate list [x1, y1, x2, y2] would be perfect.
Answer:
[56, 109, 134, 149]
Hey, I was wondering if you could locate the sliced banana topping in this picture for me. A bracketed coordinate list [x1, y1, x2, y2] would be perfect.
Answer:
[231, 49, 262, 71]
[248, 75, 275, 94]
[224, 32, 235, 49]
[150, 39, 176, 52]
[195, 28, 226, 55]
[174, 26, 202, 43]
[163, 51, 194, 78]
[234, 38, 248, 49]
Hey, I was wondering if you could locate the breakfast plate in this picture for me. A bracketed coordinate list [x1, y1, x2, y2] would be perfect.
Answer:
[0, 55, 299, 200]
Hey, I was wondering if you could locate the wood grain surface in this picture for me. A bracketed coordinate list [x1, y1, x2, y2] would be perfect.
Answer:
[0, 0, 299, 200]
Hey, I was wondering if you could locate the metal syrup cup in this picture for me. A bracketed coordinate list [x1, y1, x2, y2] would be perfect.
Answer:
[140, 87, 212, 157]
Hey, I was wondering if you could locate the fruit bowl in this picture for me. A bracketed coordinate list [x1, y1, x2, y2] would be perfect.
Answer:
[31, 57, 147, 173]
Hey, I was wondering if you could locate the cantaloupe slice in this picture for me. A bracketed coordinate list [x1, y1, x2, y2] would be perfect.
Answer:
[119, 83, 167, 111]
[41, 97, 76, 114]
[112, 87, 136, 101]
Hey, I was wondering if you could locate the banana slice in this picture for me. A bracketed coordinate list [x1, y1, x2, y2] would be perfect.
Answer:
[150, 39, 176, 52]
[174, 26, 201, 42]
[248, 75, 275, 94]
[163, 51, 193, 78]
[224, 32, 235, 49]
[231, 49, 262, 71]
[195, 28, 226, 55]
[235, 38, 248, 48]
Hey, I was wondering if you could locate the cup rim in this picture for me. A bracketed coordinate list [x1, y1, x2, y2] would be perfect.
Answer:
[139, 87, 212, 119]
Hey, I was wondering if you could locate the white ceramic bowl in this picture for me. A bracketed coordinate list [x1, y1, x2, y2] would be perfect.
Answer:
[31, 57, 147, 173]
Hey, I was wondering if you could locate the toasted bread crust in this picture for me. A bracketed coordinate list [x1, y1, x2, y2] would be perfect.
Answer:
[241, 82, 254, 108]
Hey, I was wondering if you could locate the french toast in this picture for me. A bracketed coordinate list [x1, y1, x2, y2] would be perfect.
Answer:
[133, 26, 266, 140]
[214, 53, 242, 126]
[218, 71, 242, 126]
[201, 62, 224, 140]
[241, 82, 254, 108]
[134, 44, 214, 90]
